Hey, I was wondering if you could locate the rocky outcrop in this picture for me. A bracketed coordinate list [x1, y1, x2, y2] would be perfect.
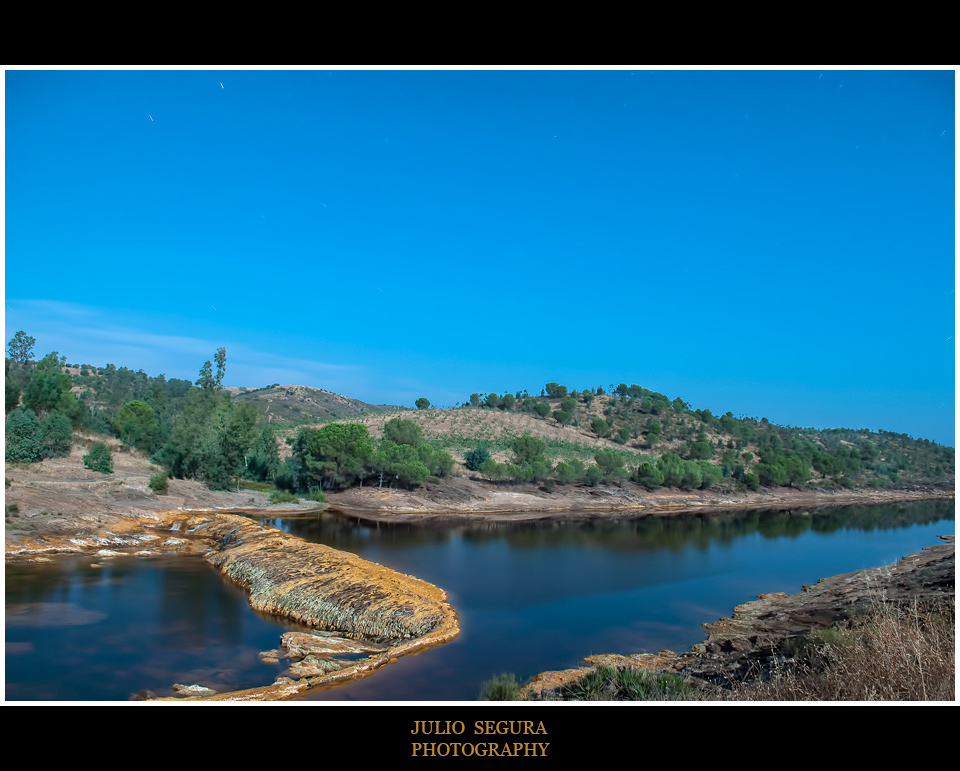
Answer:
[680, 535, 954, 687]
[196, 513, 455, 642]
[526, 536, 955, 698]
[153, 512, 461, 700]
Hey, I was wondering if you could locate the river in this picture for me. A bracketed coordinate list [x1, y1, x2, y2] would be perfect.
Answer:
[4, 499, 954, 701]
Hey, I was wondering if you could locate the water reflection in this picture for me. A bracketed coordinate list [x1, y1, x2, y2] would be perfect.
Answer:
[5, 499, 954, 702]
[270, 499, 954, 701]
[5, 555, 311, 702]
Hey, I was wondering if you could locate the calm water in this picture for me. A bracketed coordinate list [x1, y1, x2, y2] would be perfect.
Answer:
[5, 499, 954, 701]
[5, 554, 313, 701]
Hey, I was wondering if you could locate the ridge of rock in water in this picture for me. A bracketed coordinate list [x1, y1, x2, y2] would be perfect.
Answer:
[197, 513, 455, 642]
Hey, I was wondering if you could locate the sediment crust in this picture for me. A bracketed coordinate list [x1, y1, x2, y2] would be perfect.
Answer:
[197, 512, 456, 641]
[169, 512, 460, 700]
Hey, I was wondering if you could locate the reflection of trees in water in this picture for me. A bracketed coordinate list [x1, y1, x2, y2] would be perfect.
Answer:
[270, 499, 953, 555]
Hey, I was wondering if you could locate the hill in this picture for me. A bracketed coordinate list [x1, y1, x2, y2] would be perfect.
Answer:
[229, 385, 403, 425]
[4, 338, 953, 501]
[338, 386, 954, 493]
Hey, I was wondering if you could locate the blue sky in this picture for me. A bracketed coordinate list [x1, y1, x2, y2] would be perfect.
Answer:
[3, 67, 956, 446]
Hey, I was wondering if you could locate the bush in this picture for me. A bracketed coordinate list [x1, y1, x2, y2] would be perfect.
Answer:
[83, 442, 113, 474]
[464, 446, 490, 472]
[40, 411, 74, 458]
[5, 408, 42, 463]
[479, 673, 522, 701]
[558, 666, 694, 701]
[148, 471, 169, 495]
[729, 598, 954, 701]
[270, 490, 299, 504]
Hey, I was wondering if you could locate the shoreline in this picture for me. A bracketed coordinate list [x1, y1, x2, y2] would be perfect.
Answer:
[4, 453, 954, 701]
[321, 483, 954, 526]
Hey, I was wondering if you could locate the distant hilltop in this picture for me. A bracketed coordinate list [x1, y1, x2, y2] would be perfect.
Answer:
[229, 384, 403, 425]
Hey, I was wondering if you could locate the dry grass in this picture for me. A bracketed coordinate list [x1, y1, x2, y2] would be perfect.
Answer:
[724, 598, 955, 702]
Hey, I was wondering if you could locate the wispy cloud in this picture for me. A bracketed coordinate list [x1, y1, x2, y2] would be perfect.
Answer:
[4, 300, 359, 389]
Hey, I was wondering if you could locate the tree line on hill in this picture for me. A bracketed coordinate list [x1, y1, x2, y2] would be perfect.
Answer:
[456, 380, 953, 492]
[6, 331, 954, 498]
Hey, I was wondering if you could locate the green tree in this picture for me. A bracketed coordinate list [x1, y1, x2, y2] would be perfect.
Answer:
[154, 385, 256, 489]
[113, 401, 160, 453]
[5, 408, 42, 463]
[6, 360, 21, 414]
[464, 446, 491, 471]
[247, 427, 283, 482]
[635, 462, 664, 490]
[196, 358, 216, 390]
[415, 397, 431, 410]
[383, 417, 423, 447]
[22, 353, 72, 419]
[423, 447, 454, 478]
[594, 450, 625, 480]
[545, 382, 568, 399]
[40, 411, 74, 458]
[296, 422, 375, 490]
[7, 330, 36, 365]
[658, 453, 684, 487]
[696, 461, 724, 489]
[214, 347, 227, 389]
[583, 465, 603, 486]
[83, 442, 114, 474]
[149, 470, 169, 494]
[373, 440, 430, 488]
[554, 458, 586, 484]
[512, 436, 546, 466]
[591, 418, 610, 438]
[687, 440, 713, 460]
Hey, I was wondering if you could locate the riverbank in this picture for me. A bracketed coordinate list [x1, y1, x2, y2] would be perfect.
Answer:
[5, 448, 953, 549]
[323, 476, 954, 525]
[522, 534, 955, 701]
[4, 450, 461, 701]
[4, 451, 954, 701]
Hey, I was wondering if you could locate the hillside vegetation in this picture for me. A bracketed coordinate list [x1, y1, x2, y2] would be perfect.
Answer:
[5, 332, 954, 501]
[230, 384, 401, 425]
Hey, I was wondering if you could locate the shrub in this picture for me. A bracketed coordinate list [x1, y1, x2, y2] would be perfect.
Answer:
[479, 673, 522, 701]
[83, 442, 113, 474]
[40, 411, 74, 458]
[464, 446, 491, 471]
[5, 409, 42, 463]
[148, 471, 169, 495]
[270, 490, 299, 504]
[559, 666, 694, 701]
[729, 598, 954, 701]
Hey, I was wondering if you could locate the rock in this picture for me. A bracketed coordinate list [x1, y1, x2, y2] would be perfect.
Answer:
[288, 655, 345, 677]
[259, 650, 281, 664]
[280, 631, 388, 660]
[680, 537, 955, 687]
[173, 683, 218, 697]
